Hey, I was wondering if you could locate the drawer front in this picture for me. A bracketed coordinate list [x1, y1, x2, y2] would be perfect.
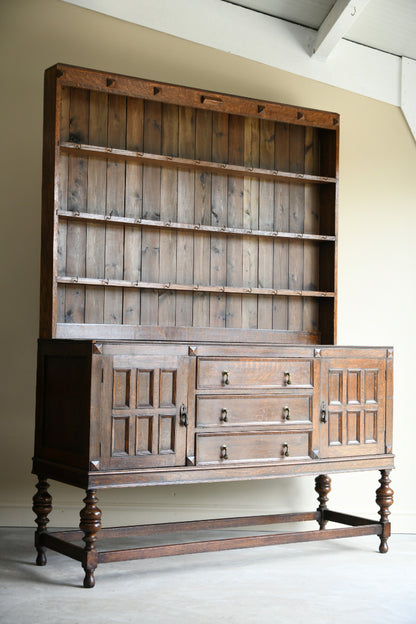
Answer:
[196, 432, 310, 465]
[196, 396, 311, 427]
[197, 358, 312, 389]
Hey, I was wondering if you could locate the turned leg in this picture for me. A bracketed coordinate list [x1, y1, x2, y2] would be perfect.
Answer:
[376, 470, 394, 553]
[32, 475, 52, 566]
[315, 474, 331, 530]
[79, 490, 102, 588]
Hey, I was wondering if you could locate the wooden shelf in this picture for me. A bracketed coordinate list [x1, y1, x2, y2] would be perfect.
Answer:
[57, 210, 336, 242]
[57, 275, 335, 299]
[60, 142, 337, 185]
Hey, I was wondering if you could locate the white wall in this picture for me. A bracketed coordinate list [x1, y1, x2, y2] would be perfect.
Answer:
[1, 0, 415, 532]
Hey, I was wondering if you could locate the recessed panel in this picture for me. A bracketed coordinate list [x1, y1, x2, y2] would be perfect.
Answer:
[364, 370, 378, 404]
[159, 370, 177, 407]
[111, 416, 129, 456]
[347, 370, 360, 405]
[328, 411, 342, 446]
[113, 369, 131, 409]
[347, 411, 360, 444]
[364, 410, 378, 443]
[136, 370, 154, 407]
[135, 415, 153, 454]
[159, 415, 175, 453]
[328, 370, 343, 405]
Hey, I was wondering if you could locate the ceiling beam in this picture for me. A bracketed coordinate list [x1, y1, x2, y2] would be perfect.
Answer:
[313, 0, 373, 60]
[61, 0, 400, 107]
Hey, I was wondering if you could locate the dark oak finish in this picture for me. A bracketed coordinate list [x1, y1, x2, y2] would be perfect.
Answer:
[79, 490, 102, 588]
[376, 469, 394, 553]
[33, 64, 394, 587]
[32, 476, 52, 566]
[315, 474, 331, 530]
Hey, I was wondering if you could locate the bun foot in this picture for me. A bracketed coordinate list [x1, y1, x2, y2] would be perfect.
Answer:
[36, 550, 47, 566]
[379, 537, 389, 554]
[83, 569, 95, 588]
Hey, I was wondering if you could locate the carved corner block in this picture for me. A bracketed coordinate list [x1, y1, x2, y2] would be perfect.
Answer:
[90, 460, 100, 471]
[314, 348, 321, 358]
[93, 343, 103, 354]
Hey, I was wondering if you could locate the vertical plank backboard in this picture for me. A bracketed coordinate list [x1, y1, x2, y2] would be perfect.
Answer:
[57, 86, 70, 323]
[288, 125, 305, 331]
[123, 97, 144, 326]
[210, 112, 228, 327]
[65, 87, 89, 324]
[303, 127, 320, 333]
[104, 94, 126, 324]
[159, 103, 179, 326]
[258, 119, 275, 329]
[85, 90, 108, 324]
[141, 101, 162, 325]
[176, 106, 195, 326]
[273, 122, 290, 329]
[226, 115, 244, 328]
[193, 109, 212, 328]
[242, 117, 259, 329]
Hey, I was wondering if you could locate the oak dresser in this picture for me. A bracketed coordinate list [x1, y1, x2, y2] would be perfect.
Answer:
[32, 64, 394, 587]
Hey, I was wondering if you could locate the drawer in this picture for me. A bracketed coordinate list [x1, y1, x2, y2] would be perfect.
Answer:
[197, 358, 312, 389]
[196, 396, 311, 427]
[196, 432, 310, 465]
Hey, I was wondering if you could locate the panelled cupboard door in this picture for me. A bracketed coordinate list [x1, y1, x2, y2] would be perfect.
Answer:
[319, 358, 386, 457]
[100, 355, 189, 469]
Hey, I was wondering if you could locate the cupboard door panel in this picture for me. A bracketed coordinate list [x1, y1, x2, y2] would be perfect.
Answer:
[101, 356, 189, 469]
[320, 358, 386, 457]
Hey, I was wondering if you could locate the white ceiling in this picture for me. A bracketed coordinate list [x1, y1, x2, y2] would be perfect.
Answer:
[63, 0, 416, 142]
[224, 0, 416, 60]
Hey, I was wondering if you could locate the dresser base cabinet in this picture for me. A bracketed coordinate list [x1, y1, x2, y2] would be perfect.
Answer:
[32, 340, 394, 588]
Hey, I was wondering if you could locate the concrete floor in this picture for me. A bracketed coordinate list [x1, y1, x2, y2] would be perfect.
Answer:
[0, 527, 415, 624]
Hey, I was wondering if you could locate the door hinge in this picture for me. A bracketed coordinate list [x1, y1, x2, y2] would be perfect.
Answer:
[101, 368, 104, 383]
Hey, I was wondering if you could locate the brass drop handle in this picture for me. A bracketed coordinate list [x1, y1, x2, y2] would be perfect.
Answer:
[283, 406, 290, 420]
[284, 371, 292, 385]
[220, 408, 228, 422]
[222, 370, 230, 385]
[220, 444, 228, 460]
[321, 401, 327, 423]
[282, 443, 289, 457]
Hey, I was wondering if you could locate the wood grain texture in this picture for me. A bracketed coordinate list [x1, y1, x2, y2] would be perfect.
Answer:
[210, 112, 228, 327]
[123, 97, 144, 326]
[258, 119, 275, 329]
[176, 106, 195, 326]
[288, 125, 305, 331]
[158, 103, 178, 326]
[141, 101, 162, 325]
[65, 87, 89, 324]
[273, 122, 290, 329]
[193, 109, 212, 327]
[57, 86, 70, 324]
[85, 90, 108, 324]
[242, 117, 259, 329]
[303, 127, 320, 333]
[226, 115, 244, 328]
[104, 94, 126, 325]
